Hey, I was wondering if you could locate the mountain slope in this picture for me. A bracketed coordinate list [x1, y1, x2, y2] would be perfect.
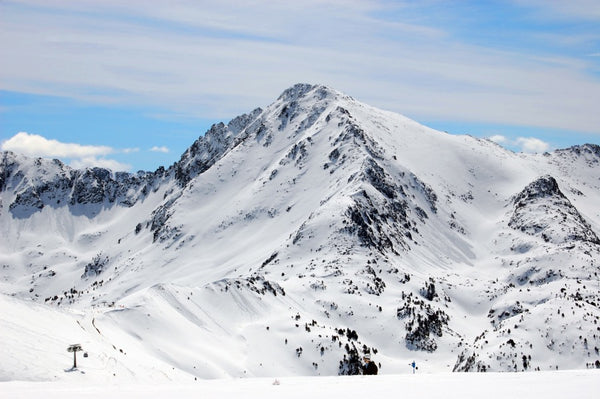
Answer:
[1, 84, 599, 381]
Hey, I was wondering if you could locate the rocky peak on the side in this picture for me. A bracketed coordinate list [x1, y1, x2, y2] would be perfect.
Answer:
[509, 175, 600, 246]
[512, 175, 562, 204]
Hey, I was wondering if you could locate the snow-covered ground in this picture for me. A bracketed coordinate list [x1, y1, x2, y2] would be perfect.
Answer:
[3, 371, 599, 399]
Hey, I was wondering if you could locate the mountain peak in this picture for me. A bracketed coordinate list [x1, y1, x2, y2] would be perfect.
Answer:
[277, 83, 346, 104]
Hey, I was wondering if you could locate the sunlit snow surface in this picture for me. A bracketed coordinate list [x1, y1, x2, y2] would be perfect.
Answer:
[3, 371, 599, 399]
[1, 84, 599, 380]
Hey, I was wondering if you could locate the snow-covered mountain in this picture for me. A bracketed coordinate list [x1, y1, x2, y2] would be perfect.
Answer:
[1, 83, 599, 382]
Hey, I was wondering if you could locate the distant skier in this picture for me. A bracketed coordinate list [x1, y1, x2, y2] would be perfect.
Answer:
[362, 354, 378, 375]
[409, 361, 417, 374]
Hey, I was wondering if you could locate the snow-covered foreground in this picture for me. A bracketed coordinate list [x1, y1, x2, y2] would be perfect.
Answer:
[3, 371, 599, 399]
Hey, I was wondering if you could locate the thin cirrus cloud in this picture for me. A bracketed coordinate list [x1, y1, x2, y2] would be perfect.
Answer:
[1, 132, 132, 171]
[512, 0, 600, 21]
[1, 0, 599, 136]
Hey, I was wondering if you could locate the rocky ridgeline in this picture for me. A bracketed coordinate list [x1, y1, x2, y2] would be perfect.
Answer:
[552, 144, 600, 167]
[1, 152, 159, 218]
[173, 108, 262, 186]
[0, 107, 262, 225]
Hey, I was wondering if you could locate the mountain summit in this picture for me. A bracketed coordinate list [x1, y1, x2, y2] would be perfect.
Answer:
[1, 84, 599, 380]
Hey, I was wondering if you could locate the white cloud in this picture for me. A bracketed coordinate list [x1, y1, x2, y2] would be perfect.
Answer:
[1, 132, 112, 158]
[516, 137, 551, 153]
[150, 146, 169, 153]
[485, 135, 551, 153]
[488, 135, 507, 144]
[1, 132, 131, 171]
[69, 157, 131, 171]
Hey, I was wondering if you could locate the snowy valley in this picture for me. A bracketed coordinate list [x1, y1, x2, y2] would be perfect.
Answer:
[1, 84, 599, 383]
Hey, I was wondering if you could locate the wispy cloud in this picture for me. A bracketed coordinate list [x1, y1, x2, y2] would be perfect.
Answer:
[1, 132, 130, 170]
[1, 0, 599, 135]
[512, 0, 600, 21]
[487, 134, 551, 153]
[150, 146, 169, 153]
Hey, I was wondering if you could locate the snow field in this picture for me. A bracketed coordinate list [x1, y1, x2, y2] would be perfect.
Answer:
[2, 370, 599, 399]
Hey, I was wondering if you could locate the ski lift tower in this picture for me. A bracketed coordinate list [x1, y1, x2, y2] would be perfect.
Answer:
[67, 344, 83, 369]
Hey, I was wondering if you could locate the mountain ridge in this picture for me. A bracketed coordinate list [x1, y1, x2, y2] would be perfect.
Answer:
[1, 83, 599, 381]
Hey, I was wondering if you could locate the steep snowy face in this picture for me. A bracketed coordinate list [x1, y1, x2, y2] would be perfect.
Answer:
[1, 84, 599, 381]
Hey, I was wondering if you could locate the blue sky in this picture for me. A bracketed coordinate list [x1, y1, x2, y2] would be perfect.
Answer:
[1, 0, 599, 172]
